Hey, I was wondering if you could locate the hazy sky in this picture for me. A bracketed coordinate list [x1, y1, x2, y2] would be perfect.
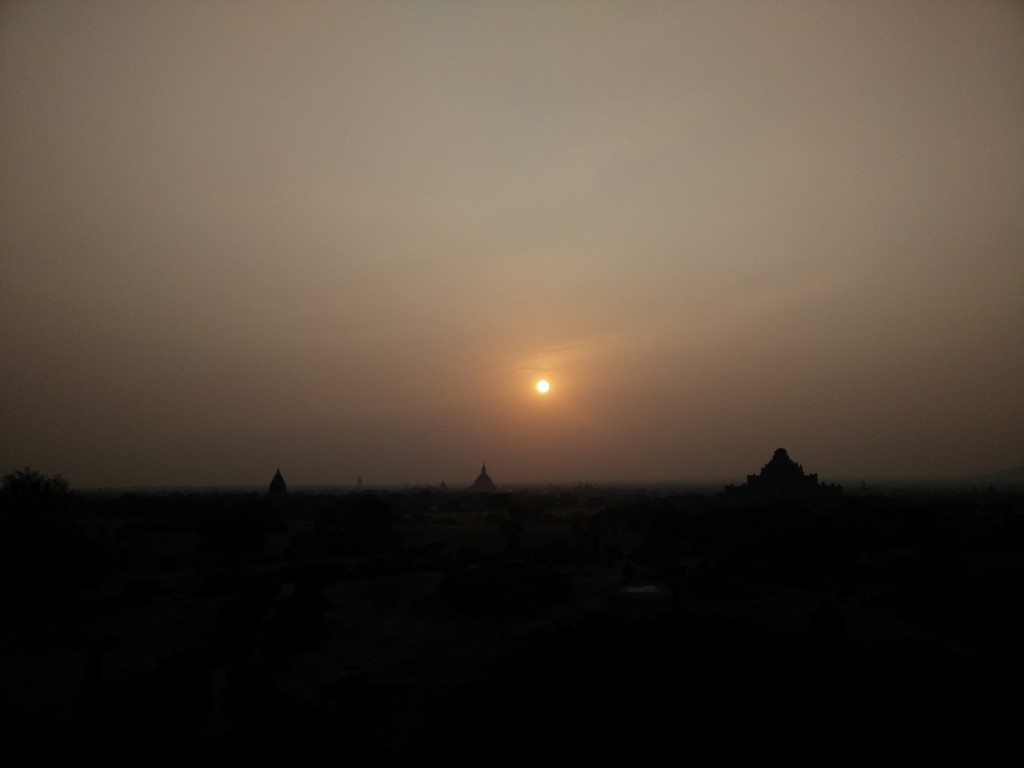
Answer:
[2, 1, 1022, 487]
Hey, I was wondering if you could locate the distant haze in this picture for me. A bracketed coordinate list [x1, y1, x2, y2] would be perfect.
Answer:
[2, 1, 1022, 487]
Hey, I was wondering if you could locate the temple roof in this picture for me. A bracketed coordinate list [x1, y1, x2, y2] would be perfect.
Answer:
[470, 462, 498, 492]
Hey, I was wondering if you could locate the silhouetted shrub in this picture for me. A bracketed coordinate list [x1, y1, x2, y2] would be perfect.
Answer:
[439, 560, 572, 615]
[113, 650, 213, 763]
[1, 466, 69, 496]
[263, 581, 328, 665]
[322, 670, 394, 755]
[216, 592, 269, 657]
[0, 482, 105, 592]
[290, 493, 400, 557]
[945, 567, 1024, 652]
[209, 516, 267, 558]
[218, 662, 328, 762]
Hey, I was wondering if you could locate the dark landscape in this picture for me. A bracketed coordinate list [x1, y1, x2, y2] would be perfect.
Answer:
[3, 453, 1023, 764]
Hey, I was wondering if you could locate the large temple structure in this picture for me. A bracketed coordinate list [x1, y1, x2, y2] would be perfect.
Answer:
[469, 462, 498, 492]
[730, 448, 840, 503]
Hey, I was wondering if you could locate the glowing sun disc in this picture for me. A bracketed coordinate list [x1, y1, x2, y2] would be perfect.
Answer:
[536, 379, 550, 394]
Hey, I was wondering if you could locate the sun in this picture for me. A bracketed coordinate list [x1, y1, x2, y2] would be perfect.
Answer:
[535, 379, 550, 394]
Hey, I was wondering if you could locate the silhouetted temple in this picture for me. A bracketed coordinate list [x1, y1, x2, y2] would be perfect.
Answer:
[470, 462, 498, 492]
[269, 469, 287, 495]
[731, 448, 840, 502]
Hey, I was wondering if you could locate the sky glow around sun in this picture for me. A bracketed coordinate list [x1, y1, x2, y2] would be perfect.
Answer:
[1, 2, 1022, 485]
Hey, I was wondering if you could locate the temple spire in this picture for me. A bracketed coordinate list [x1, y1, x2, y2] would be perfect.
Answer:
[470, 462, 497, 492]
[269, 468, 287, 495]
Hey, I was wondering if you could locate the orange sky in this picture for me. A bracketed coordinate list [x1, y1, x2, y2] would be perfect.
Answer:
[2, 1, 1022, 486]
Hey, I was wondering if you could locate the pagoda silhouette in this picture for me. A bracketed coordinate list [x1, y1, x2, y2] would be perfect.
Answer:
[268, 469, 287, 495]
[731, 448, 840, 503]
[469, 462, 498, 492]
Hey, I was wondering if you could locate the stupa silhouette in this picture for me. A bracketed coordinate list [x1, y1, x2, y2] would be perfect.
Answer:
[269, 468, 287, 495]
[470, 462, 498, 492]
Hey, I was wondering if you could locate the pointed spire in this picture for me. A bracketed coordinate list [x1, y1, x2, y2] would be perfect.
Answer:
[269, 468, 287, 495]
[470, 462, 497, 492]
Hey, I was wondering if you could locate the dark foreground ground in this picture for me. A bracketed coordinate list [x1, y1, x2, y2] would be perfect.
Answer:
[2, 483, 1022, 763]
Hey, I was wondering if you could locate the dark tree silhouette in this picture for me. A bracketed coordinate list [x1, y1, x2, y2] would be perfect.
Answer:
[1, 466, 69, 495]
